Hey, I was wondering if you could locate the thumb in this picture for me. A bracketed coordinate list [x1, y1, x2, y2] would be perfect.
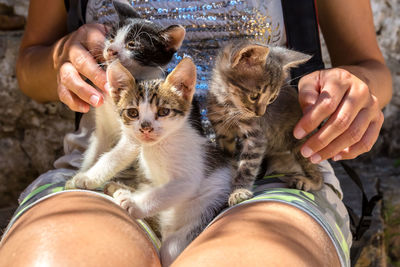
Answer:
[298, 71, 321, 114]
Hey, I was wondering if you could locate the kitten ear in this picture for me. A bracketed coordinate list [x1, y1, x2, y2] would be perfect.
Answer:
[164, 58, 196, 101]
[231, 44, 270, 69]
[160, 25, 186, 52]
[272, 47, 312, 70]
[112, 0, 140, 22]
[106, 60, 136, 104]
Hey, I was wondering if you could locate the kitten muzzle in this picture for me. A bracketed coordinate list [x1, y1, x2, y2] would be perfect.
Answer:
[139, 127, 154, 134]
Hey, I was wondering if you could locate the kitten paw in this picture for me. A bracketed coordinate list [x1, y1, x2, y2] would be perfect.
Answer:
[64, 179, 76, 190]
[69, 172, 103, 190]
[104, 182, 123, 196]
[113, 188, 144, 219]
[228, 188, 253, 206]
[288, 176, 322, 192]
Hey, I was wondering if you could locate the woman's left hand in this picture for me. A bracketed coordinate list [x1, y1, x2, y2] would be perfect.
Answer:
[294, 67, 384, 163]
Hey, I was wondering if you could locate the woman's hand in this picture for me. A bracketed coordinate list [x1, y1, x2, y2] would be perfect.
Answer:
[294, 68, 384, 163]
[54, 23, 108, 112]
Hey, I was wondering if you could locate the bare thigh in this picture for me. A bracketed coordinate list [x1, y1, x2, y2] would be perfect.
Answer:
[0, 191, 160, 267]
[172, 201, 341, 267]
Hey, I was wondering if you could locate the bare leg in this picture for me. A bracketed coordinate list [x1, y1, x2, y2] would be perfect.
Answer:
[172, 202, 341, 267]
[0, 191, 160, 267]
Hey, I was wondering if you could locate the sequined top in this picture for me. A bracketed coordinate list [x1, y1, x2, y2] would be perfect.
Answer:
[86, 0, 286, 95]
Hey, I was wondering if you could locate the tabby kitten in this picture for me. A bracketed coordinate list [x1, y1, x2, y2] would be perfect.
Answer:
[103, 58, 232, 266]
[207, 41, 323, 206]
[66, 1, 185, 189]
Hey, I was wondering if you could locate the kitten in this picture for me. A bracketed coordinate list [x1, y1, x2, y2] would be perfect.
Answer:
[103, 58, 232, 266]
[207, 41, 323, 206]
[103, 1, 186, 79]
[66, 1, 185, 189]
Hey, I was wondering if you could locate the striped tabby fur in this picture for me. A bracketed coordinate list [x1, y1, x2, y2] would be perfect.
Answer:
[207, 41, 323, 206]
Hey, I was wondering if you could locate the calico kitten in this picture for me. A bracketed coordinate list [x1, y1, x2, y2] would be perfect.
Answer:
[103, 58, 232, 266]
[66, 1, 185, 190]
[207, 41, 323, 206]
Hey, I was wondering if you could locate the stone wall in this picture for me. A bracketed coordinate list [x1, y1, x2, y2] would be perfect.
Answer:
[0, 1, 75, 208]
[371, 0, 400, 156]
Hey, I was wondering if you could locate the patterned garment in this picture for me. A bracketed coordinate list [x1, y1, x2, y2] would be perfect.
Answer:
[4, 1, 351, 266]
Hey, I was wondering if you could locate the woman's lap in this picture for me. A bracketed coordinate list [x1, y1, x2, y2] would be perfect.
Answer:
[2, 160, 351, 267]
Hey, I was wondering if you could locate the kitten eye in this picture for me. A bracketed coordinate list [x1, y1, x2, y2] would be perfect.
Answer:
[127, 41, 136, 49]
[249, 93, 260, 101]
[158, 108, 170, 117]
[125, 108, 139, 119]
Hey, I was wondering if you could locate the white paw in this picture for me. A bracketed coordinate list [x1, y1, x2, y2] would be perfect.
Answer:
[113, 189, 144, 219]
[103, 182, 123, 196]
[67, 172, 103, 190]
[228, 188, 253, 206]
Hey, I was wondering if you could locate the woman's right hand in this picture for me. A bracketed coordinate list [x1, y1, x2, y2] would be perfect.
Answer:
[54, 23, 108, 112]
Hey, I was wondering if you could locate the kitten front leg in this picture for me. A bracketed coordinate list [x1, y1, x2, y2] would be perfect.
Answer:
[229, 133, 267, 206]
[112, 177, 197, 219]
[66, 136, 139, 190]
[216, 131, 237, 156]
[293, 150, 323, 191]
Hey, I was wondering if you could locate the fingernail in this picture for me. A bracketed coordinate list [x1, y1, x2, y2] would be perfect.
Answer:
[90, 95, 100, 106]
[294, 127, 306, 139]
[301, 146, 313, 158]
[333, 155, 342, 161]
[310, 154, 321, 164]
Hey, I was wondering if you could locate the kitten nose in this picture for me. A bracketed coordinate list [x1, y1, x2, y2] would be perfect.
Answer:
[107, 48, 118, 58]
[255, 105, 267, 117]
[140, 121, 153, 133]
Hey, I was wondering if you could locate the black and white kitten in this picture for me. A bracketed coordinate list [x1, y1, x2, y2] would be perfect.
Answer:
[207, 41, 323, 206]
[102, 58, 232, 266]
[66, 1, 185, 189]
[103, 1, 185, 79]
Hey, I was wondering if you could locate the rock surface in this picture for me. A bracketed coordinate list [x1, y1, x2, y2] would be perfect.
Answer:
[0, 30, 75, 208]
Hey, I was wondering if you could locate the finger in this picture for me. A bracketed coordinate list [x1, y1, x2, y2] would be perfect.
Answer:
[298, 71, 321, 112]
[81, 24, 107, 64]
[59, 62, 104, 107]
[306, 108, 372, 163]
[57, 83, 90, 113]
[300, 84, 367, 158]
[69, 43, 107, 91]
[334, 112, 384, 160]
[294, 75, 350, 140]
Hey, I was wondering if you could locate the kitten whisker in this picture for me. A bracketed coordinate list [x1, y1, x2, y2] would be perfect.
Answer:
[283, 72, 311, 86]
